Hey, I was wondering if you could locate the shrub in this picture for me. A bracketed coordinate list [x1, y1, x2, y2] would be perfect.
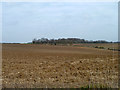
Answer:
[95, 46, 98, 48]
[95, 46, 104, 49]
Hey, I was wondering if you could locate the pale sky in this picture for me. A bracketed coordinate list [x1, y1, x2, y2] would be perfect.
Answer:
[2, 2, 118, 43]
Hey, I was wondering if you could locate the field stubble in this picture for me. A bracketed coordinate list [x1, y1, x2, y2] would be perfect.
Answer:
[2, 44, 118, 88]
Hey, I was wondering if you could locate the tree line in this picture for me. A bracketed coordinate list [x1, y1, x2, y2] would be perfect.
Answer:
[32, 38, 111, 45]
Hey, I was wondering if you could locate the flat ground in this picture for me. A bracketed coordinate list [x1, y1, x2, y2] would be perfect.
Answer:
[2, 44, 118, 88]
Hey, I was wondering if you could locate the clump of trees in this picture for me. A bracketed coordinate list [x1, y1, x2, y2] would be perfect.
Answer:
[32, 38, 110, 45]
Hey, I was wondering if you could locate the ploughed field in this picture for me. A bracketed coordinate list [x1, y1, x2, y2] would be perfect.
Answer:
[2, 44, 118, 88]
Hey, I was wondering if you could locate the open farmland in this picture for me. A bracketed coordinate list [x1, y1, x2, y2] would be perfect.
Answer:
[73, 43, 118, 50]
[2, 44, 119, 88]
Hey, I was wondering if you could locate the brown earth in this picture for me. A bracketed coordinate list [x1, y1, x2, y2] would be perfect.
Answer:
[2, 44, 118, 88]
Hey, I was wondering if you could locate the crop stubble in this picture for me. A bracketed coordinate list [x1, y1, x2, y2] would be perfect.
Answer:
[2, 44, 118, 88]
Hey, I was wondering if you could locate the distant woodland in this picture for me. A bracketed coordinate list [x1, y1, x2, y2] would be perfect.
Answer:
[32, 38, 113, 45]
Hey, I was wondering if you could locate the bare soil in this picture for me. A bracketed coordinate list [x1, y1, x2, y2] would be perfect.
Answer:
[2, 44, 118, 88]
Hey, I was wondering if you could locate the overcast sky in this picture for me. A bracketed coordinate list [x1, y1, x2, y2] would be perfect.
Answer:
[2, 2, 118, 43]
